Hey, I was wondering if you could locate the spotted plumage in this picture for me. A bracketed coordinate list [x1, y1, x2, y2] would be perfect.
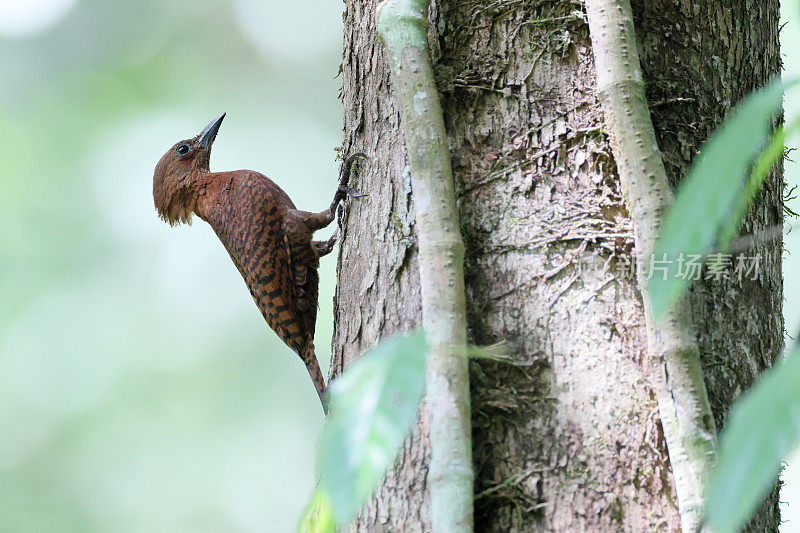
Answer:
[152, 113, 365, 414]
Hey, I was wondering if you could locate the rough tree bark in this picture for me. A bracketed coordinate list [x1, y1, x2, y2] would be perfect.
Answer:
[332, 0, 783, 531]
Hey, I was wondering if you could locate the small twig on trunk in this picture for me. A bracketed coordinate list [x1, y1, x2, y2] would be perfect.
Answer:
[376, 1, 475, 531]
[584, 1, 717, 531]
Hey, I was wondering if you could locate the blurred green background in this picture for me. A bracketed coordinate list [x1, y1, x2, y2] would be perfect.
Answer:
[3, 0, 800, 531]
[0, 0, 343, 530]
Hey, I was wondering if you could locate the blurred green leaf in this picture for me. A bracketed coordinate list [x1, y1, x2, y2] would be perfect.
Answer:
[717, 122, 795, 250]
[648, 77, 795, 321]
[705, 345, 800, 533]
[315, 329, 426, 527]
[297, 490, 335, 533]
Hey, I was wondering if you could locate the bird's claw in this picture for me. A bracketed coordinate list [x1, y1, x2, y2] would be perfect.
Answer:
[344, 152, 367, 166]
[338, 184, 368, 199]
[331, 152, 368, 227]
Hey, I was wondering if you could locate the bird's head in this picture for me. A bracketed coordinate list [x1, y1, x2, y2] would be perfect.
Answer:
[153, 113, 226, 225]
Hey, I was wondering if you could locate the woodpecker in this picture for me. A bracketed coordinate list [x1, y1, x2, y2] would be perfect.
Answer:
[152, 113, 365, 414]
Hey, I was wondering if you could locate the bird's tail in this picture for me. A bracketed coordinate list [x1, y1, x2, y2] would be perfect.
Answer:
[302, 343, 328, 415]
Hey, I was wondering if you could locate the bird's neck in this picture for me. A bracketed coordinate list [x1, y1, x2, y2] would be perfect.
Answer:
[191, 171, 230, 222]
[162, 169, 214, 225]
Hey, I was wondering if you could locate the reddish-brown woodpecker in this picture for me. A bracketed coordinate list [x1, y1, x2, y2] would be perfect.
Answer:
[152, 113, 365, 414]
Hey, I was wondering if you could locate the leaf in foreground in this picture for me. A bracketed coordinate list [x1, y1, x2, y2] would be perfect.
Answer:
[648, 77, 794, 320]
[705, 345, 800, 533]
[304, 329, 427, 529]
[297, 490, 335, 533]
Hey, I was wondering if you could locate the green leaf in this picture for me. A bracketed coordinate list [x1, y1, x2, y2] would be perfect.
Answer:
[317, 329, 427, 527]
[705, 345, 800, 532]
[716, 124, 790, 251]
[648, 77, 795, 321]
[297, 490, 335, 533]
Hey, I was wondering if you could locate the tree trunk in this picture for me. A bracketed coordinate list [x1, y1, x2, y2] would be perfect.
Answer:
[333, 0, 783, 531]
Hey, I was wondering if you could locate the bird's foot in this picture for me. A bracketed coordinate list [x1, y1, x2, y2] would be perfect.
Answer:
[331, 152, 368, 228]
[337, 184, 368, 199]
[338, 152, 367, 190]
[332, 153, 369, 209]
[314, 230, 339, 257]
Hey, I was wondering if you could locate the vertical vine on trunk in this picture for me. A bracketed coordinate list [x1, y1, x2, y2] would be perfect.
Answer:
[376, 0, 474, 531]
[584, 0, 717, 531]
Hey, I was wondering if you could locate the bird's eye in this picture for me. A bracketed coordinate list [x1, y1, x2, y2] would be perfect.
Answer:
[176, 144, 191, 155]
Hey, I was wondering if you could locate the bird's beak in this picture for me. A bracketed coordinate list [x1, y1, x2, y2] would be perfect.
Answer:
[198, 113, 226, 149]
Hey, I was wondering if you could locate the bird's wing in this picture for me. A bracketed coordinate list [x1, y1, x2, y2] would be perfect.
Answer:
[281, 216, 321, 342]
[253, 173, 323, 346]
[208, 173, 309, 356]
